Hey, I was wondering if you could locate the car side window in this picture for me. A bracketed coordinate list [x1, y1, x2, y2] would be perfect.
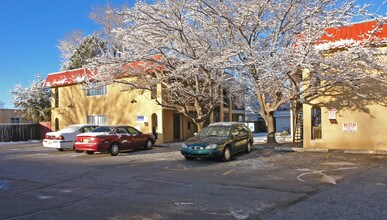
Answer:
[231, 126, 239, 136]
[237, 125, 247, 136]
[116, 127, 129, 134]
[127, 127, 140, 135]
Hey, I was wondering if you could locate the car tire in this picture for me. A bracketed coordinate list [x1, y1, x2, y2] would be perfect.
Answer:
[56, 148, 65, 152]
[109, 143, 120, 156]
[221, 146, 231, 162]
[86, 151, 94, 155]
[184, 156, 194, 160]
[245, 141, 252, 153]
[144, 139, 153, 150]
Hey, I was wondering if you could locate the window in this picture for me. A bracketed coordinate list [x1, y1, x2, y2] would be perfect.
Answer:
[116, 127, 128, 134]
[128, 127, 140, 135]
[54, 88, 59, 107]
[311, 106, 322, 139]
[86, 83, 107, 96]
[10, 118, 20, 123]
[87, 115, 108, 126]
[55, 118, 59, 131]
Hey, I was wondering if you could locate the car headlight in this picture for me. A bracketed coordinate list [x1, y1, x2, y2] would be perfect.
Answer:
[206, 144, 218, 149]
[181, 143, 188, 148]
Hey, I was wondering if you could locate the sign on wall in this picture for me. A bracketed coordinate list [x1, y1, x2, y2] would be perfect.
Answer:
[137, 116, 145, 122]
[342, 122, 357, 133]
[328, 108, 337, 120]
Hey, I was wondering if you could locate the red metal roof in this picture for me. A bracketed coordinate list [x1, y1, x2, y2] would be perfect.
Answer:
[316, 20, 387, 49]
[44, 68, 93, 88]
[44, 56, 164, 88]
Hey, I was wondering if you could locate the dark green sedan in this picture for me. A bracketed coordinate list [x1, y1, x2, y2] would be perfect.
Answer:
[180, 122, 254, 162]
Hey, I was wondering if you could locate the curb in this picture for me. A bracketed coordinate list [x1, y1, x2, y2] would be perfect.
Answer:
[275, 147, 329, 153]
[344, 150, 387, 155]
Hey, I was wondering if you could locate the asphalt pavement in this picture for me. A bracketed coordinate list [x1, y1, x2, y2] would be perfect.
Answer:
[0, 141, 386, 219]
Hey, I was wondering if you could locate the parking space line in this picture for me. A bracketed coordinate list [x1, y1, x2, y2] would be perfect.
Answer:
[222, 169, 235, 176]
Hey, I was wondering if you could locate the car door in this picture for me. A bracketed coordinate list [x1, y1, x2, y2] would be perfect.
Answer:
[115, 127, 130, 150]
[233, 125, 249, 152]
[127, 126, 146, 149]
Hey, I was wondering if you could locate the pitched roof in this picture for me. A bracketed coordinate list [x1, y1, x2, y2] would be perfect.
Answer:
[316, 20, 387, 50]
[44, 56, 164, 88]
[43, 68, 93, 88]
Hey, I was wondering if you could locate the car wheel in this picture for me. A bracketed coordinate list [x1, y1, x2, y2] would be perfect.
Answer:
[86, 151, 94, 155]
[221, 146, 231, 162]
[184, 156, 194, 160]
[56, 148, 65, 152]
[245, 141, 252, 153]
[144, 139, 153, 150]
[109, 143, 120, 156]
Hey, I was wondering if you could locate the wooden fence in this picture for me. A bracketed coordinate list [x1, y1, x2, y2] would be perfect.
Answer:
[0, 123, 41, 142]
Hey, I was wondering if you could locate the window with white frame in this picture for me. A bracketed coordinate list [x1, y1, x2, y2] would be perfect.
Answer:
[86, 83, 107, 96]
[87, 115, 108, 126]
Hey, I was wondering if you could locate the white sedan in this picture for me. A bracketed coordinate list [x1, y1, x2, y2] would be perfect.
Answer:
[43, 124, 97, 151]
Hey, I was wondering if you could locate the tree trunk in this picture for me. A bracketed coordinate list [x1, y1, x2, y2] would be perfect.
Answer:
[196, 122, 204, 132]
[261, 111, 277, 143]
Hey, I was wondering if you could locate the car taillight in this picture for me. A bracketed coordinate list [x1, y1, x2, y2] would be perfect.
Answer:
[55, 135, 64, 140]
[90, 137, 102, 143]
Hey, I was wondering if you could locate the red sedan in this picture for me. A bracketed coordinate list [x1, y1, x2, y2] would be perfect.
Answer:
[74, 125, 156, 156]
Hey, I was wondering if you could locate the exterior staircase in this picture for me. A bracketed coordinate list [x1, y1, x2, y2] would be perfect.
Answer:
[293, 104, 303, 143]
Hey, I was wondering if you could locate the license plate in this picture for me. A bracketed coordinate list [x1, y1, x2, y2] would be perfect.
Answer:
[83, 139, 89, 143]
[48, 140, 53, 144]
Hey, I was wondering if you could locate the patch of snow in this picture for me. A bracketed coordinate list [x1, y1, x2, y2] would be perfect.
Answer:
[230, 210, 250, 220]
[0, 140, 40, 145]
[0, 180, 10, 190]
[174, 202, 194, 206]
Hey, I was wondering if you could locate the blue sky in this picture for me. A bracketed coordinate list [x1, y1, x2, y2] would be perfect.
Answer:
[0, 0, 134, 108]
[0, 0, 385, 109]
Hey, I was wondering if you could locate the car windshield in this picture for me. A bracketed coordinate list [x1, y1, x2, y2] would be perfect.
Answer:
[200, 125, 230, 137]
[91, 126, 114, 133]
[58, 125, 82, 133]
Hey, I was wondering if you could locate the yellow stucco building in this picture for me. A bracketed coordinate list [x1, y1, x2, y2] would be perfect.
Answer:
[302, 20, 387, 151]
[44, 69, 245, 144]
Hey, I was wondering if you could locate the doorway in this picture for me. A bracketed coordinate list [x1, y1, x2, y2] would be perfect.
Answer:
[151, 113, 158, 139]
[173, 113, 181, 140]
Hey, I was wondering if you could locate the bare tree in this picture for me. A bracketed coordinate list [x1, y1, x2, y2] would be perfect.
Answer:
[192, 0, 386, 142]
[58, 30, 85, 70]
[86, 0, 386, 140]
[87, 0, 247, 130]
[10, 75, 51, 122]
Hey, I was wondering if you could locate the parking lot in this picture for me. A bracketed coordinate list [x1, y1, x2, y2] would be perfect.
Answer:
[0, 141, 386, 219]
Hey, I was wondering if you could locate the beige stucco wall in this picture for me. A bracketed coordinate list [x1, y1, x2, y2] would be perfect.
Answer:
[303, 103, 387, 150]
[302, 44, 387, 150]
[50, 78, 244, 144]
[51, 81, 164, 144]
[161, 110, 175, 143]
[0, 109, 29, 123]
